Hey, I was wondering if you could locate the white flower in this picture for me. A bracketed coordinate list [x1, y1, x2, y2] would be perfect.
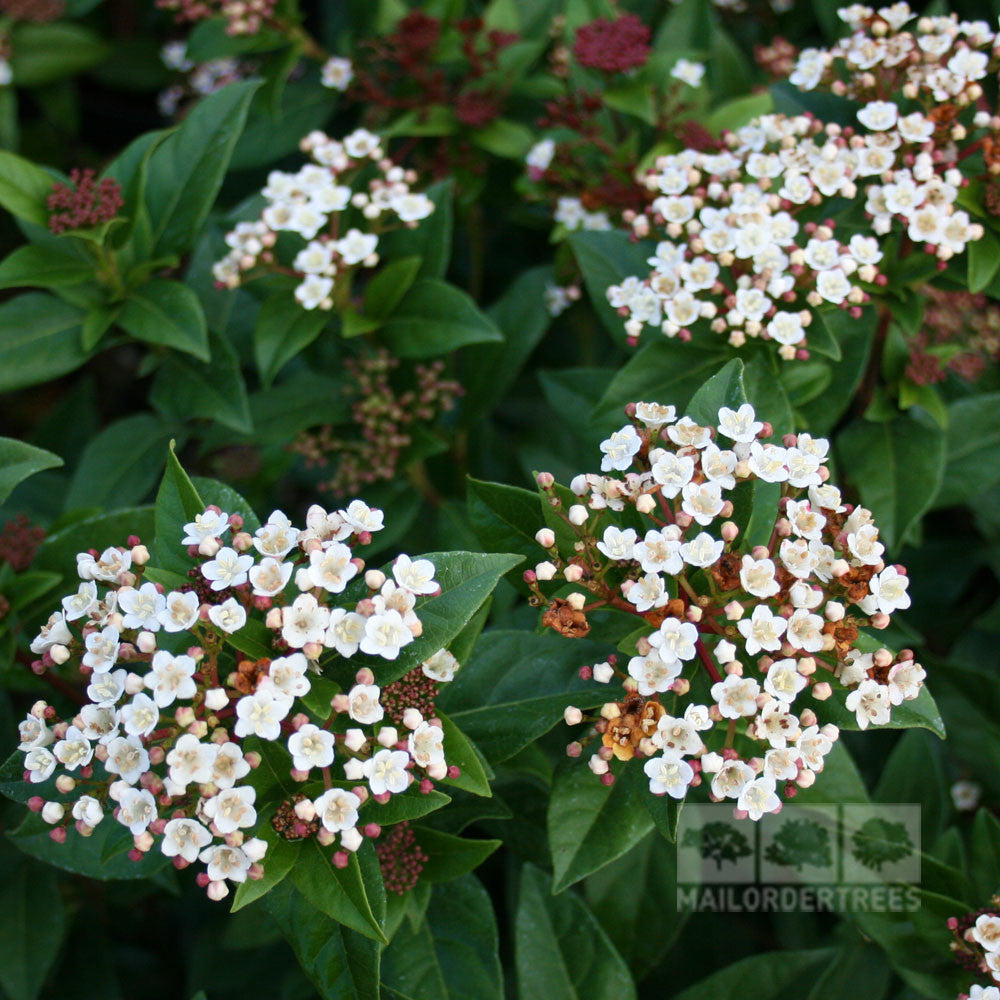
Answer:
[347, 683, 384, 725]
[120, 693, 160, 739]
[344, 128, 381, 158]
[670, 58, 704, 87]
[203, 786, 256, 835]
[360, 609, 413, 660]
[649, 617, 698, 664]
[266, 653, 311, 702]
[422, 648, 459, 682]
[392, 192, 434, 222]
[104, 735, 149, 784]
[117, 787, 157, 835]
[408, 721, 445, 768]
[72, 796, 104, 828]
[737, 605, 787, 655]
[597, 526, 637, 561]
[210, 742, 249, 789]
[161, 818, 212, 862]
[119, 583, 166, 631]
[167, 734, 217, 787]
[633, 529, 682, 575]
[234, 688, 290, 741]
[249, 557, 294, 597]
[796, 724, 834, 771]
[288, 724, 335, 771]
[159, 591, 200, 632]
[336, 229, 378, 265]
[144, 651, 197, 707]
[295, 274, 333, 310]
[202, 547, 254, 591]
[667, 417, 711, 449]
[320, 55, 353, 90]
[886, 659, 925, 705]
[526, 138, 555, 174]
[844, 679, 891, 729]
[635, 403, 676, 428]
[600, 425, 642, 472]
[681, 481, 724, 526]
[651, 451, 695, 498]
[182, 509, 229, 545]
[83, 626, 120, 673]
[30, 611, 73, 654]
[208, 597, 247, 634]
[710, 758, 755, 799]
[324, 608, 367, 657]
[363, 748, 410, 795]
[627, 573, 669, 613]
[254, 510, 298, 557]
[339, 499, 385, 535]
[971, 914, 1000, 953]
[628, 650, 682, 696]
[711, 674, 761, 719]
[393, 553, 438, 595]
[654, 715, 703, 754]
[308, 543, 357, 593]
[644, 752, 694, 798]
[200, 844, 252, 883]
[740, 555, 780, 598]
[857, 101, 898, 131]
[764, 658, 807, 703]
[24, 746, 56, 783]
[867, 566, 911, 614]
[737, 775, 780, 820]
[680, 532, 724, 568]
[18, 714, 52, 752]
[282, 593, 331, 648]
[313, 788, 361, 832]
[62, 581, 98, 622]
[718, 404, 763, 443]
[53, 726, 93, 770]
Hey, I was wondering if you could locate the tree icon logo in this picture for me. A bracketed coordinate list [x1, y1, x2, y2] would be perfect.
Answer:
[763, 817, 833, 872]
[850, 816, 914, 872]
[682, 821, 753, 871]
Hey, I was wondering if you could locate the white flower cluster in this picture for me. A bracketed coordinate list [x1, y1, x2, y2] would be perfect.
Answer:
[792, 4, 997, 108]
[610, 114, 880, 356]
[554, 195, 613, 234]
[954, 905, 1000, 992]
[16, 499, 458, 900]
[533, 400, 925, 820]
[213, 128, 435, 311]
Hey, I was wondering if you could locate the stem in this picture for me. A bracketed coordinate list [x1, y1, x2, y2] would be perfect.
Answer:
[852, 303, 893, 419]
[724, 718, 736, 749]
[695, 638, 722, 684]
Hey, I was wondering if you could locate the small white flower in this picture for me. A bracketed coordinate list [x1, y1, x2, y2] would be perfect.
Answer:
[718, 403, 763, 443]
[844, 679, 891, 729]
[249, 557, 294, 597]
[360, 609, 413, 660]
[62, 581, 98, 622]
[288, 724, 335, 771]
[339, 499, 384, 535]
[348, 683, 384, 725]
[313, 788, 361, 832]
[117, 787, 157, 835]
[203, 786, 257, 835]
[167, 734, 217, 788]
[408, 721, 445, 768]
[200, 844, 252, 883]
[159, 591, 200, 633]
[363, 748, 410, 795]
[202, 547, 254, 591]
[393, 553, 438, 595]
[867, 566, 911, 615]
[670, 58, 705, 87]
[600, 425, 642, 472]
[764, 658, 807, 703]
[711, 674, 761, 719]
[737, 605, 787, 655]
[161, 818, 212, 862]
[182, 509, 229, 545]
[82, 626, 120, 673]
[144, 651, 197, 707]
[282, 593, 331, 648]
[737, 775, 780, 820]
[208, 598, 247, 635]
[644, 752, 694, 797]
[104, 735, 150, 785]
[680, 532, 724, 568]
[119, 583, 166, 632]
[320, 55, 353, 91]
[72, 795, 104, 828]
[234, 688, 291, 741]
[422, 648, 459, 682]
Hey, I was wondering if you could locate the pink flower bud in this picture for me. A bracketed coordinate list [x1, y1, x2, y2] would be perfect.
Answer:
[535, 528, 556, 548]
[812, 682, 832, 701]
[536, 472, 554, 489]
[355, 667, 375, 686]
[207, 880, 230, 901]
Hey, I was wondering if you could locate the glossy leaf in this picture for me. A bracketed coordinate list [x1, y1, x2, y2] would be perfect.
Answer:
[118, 278, 209, 360]
[0, 437, 62, 506]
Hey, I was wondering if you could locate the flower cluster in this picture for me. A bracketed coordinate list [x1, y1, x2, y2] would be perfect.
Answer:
[528, 400, 924, 820]
[15, 499, 463, 900]
[0, 514, 45, 572]
[611, 107, 983, 354]
[47, 168, 123, 235]
[572, 14, 650, 74]
[906, 287, 1000, 385]
[158, 40, 246, 118]
[212, 129, 435, 312]
[376, 820, 428, 895]
[291, 350, 462, 497]
[156, 0, 276, 36]
[949, 899, 1000, 994]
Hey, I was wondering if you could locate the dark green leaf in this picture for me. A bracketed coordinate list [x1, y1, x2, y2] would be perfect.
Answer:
[0, 293, 88, 393]
[9, 22, 108, 86]
[0, 151, 55, 226]
[0, 438, 62, 506]
[933, 393, 1000, 508]
[411, 827, 500, 883]
[118, 278, 209, 360]
[253, 292, 330, 387]
[0, 244, 93, 290]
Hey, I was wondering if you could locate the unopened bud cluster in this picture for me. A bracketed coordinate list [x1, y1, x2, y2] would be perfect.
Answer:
[15, 497, 464, 900]
[213, 128, 435, 312]
[530, 399, 925, 820]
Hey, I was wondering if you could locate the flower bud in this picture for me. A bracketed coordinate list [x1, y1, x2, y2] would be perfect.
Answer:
[593, 661, 614, 683]
[402, 708, 423, 730]
[812, 682, 832, 701]
[377, 727, 398, 748]
[207, 880, 229, 901]
[563, 706, 583, 726]
[635, 494, 656, 514]
[137, 631, 157, 654]
[344, 728, 366, 752]
[724, 600, 744, 621]
[205, 688, 228, 711]
[199, 537, 221, 558]
[568, 505, 589, 526]
[294, 799, 316, 822]
[535, 528, 556, 548]
[566, 592, 586, 610]
[364, 569, 386, 590]
[50, 644, 70, 665]
[55, 775, 76, 794]
[340, 827, 363, 852]
[42, 802, 65, 824]
[534, 561, 556, 581]
[130, 544, 150, 565]
[564, 564, 584, 582]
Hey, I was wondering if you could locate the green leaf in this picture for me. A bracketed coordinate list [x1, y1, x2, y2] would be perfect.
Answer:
[230, 831, 300, 912]
[437, 631, 614, 765]
[466, 477, 541, 577]
[0, 293, 88, 393]
[686, 358, 746, 425]
[570, 231, 653, 346]
[460, 265, 554, 425]
[0, 151, 55, 226]
[379, 278, 503, 359]
[379, 180, 453, 279]
[411, 827, 500, 883]
[595, 337, 729, 423]
[806, 308, 847, 361]
[145, 80, 262, 256]
[253, 292, 330, 387]
[0, 244, 93, 290]
[81, 303, 120, 351]
[150, 330, 253, 434]
[603, 77, 656, 124]
[436, 712, 492, 797]
[969, 810, 1000, 900]
[472, 117, 535, 158]
[836, 413, 946, 551]
[705, 92, 775, 134]
[0, 858, 67, 1000]
[0, 438, 62, 506]
[267, 882, 381, 1000]
[673, 949, 835, 1000]
[64, 414, 175, 512]
[289, 839, 387, 943]
[548, 760, 666, 892]
[381, 875, 503, 1000]
[9, 22, 108, 86]
[968, 228, 1000, 292]
[515, 863, 636, 1000]
[118, 278, 209, 360]
[363, 256, 423, 321]
[361, 788, 451, 827]
[350, 552, 524, 684]
[153, 442, 205, 574]
[933, 393, 1000, 508]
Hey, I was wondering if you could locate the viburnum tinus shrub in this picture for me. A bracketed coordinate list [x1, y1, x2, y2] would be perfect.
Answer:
[2, 448, 518, 926]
